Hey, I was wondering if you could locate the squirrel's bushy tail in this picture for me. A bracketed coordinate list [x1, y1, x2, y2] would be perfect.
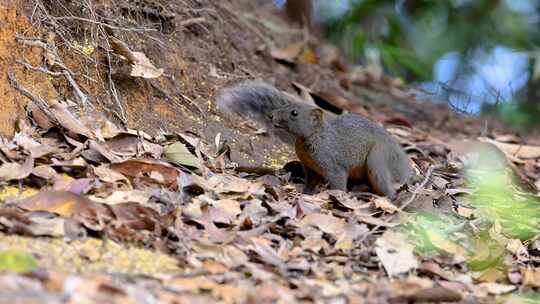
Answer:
[216, 80, 303, 145]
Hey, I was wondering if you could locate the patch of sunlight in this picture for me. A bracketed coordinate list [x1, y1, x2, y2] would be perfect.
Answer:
[0, 249, 37, 272]
[0, 233, 180, 275]
[72, 39, 96, 55]
[0, 185, 39, 201]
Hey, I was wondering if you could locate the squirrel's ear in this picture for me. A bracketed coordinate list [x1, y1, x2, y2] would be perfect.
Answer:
[310, 108, 323, 124]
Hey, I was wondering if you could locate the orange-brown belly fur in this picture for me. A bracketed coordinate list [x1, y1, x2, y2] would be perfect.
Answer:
[295, 138, 366, 181]
[295, 137, 323, 175]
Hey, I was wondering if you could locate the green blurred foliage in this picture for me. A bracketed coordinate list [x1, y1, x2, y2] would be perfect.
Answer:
[319, 0, 540, 127]
[506, 293, 540, 304]
[0, 249, 37, 272]
[481, 102, 532, 130]
[402, 146, 540, 274]
[321, 0, 539, 81]
[482, 94, 540, 131]
[404, 210, 463, 253]
[465, 159, 540, 240]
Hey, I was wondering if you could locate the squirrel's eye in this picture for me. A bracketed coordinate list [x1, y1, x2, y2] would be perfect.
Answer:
[290, 110, 298, 117]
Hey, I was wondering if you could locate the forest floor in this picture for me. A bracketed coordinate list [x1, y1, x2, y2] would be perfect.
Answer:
[0, 0, 540, 303]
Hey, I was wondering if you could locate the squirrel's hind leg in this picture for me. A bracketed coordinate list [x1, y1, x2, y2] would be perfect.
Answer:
[366, 147, 396, 199]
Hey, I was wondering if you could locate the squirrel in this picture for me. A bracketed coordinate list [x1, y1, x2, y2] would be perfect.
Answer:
[216, 80, 412, 199]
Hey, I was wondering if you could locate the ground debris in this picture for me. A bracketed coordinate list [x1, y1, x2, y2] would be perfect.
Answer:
[0, 0, 540, 303]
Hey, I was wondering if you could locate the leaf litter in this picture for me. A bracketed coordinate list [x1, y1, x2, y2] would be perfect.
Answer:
[2, 104, 540, 303]
[1, 1, 540, 303]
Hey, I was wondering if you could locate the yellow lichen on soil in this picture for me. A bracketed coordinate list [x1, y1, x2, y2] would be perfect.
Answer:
[0, 233, 181, 275]
[0, 5, 57, 137]
[0, 185, 39, 200]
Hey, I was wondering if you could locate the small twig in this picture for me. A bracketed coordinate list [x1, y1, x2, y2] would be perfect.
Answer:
[15, 37, 49, 49]
[104, 40, 128, 124]
[239, 66, 257, 78]
[400, 165, 438, 211]
[445, 218, 485, 234]
[141, 32, 167, 48]
[63, 70, 90, 106]
[15, 35, 74, 73]
[179, 17, 207, 27]
[50, 16, 157, 32]
[16, 36, 63, 69]
[80, 73, 98, 83]
[16, 60, 63, 76]
[108, 36, 138, 63]
[7, 70, 47, 106]
[7, 70, 53, 119]
[179, 93, 204, 116]
[243, 13, 301, 34]
[16, 35, 90, 107]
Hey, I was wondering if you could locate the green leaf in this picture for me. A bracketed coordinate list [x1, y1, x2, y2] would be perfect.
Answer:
[0, 250, 37, 272]
[504, 292, 540, 304]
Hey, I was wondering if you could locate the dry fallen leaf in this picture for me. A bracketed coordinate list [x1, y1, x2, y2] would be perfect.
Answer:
[27, 102, 55, 130]
[90, 190, 151, 206]
[521, 267, 540, 288]
[335, 221, 369, 250]
[16, 190, 95, 217]
[109, 36, 164, 79]
[102, 134, 140, 157]
[163, 142, 201, 168]
[493, 133, 521, 143]
[506, 239, 529, 262]
[110, 159, 179, 187]
[0, 157, 34, 182]
[211, 199, 241, 220]
[13, 132, 58, 159]
[299, 213, 346, 237]
[130, 51, 164, 79]
[0, 208, 70, 237]
[203, 174, 254, 194]
[473, 283, 516, 296]
[53, 177, 94, 194]
[92, 165, 129, 183]
[270, 42, 304, 64]
[312, 91, 369, 117]
[419, 261, 454, 281]
[48, 100, 96, 139]
[31, 165, 58, 180]
[391, 281, 463, 303]
[373, 197, 398, 214]
[375, 231, 419, 277]
[291, 81, 316, 104]
[250, 237, 287, 269]
[300, 46, 317, 64]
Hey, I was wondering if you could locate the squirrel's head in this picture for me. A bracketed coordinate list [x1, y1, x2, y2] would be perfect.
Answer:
[271, 105, 324, 137]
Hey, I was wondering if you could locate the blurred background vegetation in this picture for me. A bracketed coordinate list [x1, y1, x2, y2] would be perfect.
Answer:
[277, 0, 540, 130]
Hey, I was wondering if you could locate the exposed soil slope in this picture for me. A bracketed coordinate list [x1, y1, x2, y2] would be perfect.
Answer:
[3, 0, 532, 168]
[0, 1, 539, 303]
